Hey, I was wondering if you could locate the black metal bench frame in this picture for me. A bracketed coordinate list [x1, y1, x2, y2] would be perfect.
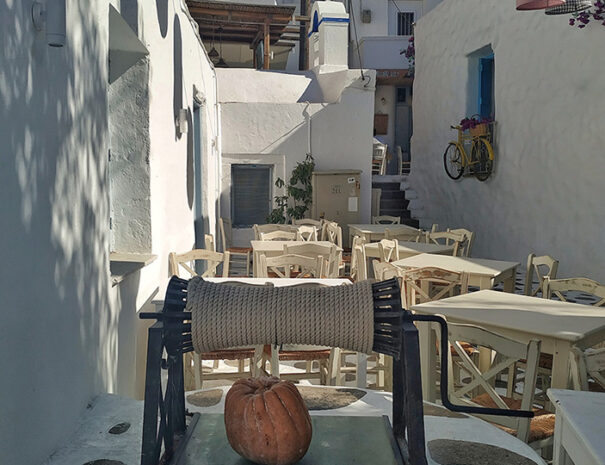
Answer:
[139, 277, 533, 465]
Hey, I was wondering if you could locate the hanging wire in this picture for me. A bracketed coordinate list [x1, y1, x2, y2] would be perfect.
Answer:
[348, 0, 367, 83]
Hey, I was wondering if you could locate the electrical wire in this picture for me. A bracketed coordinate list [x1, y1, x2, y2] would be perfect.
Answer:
[348, 0, 366, 83]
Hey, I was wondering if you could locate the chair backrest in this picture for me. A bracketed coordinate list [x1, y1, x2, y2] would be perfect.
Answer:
[259, 230, 298, 241]
[169, 249, 230, 278]
[351, 244, 368, 281]
[571, 346, 605, 391]
[445, 321, 541, 443]
[385, 228, 423, 242]
[426, 231, 467, 256]
[378, 239, 400, 263]
[524, 254, 559, 297]
[257, 253, 324, 279]
[399, 266, 469, 308]
[544, 277, 605, 306]
[373, 260, 401, 281]
[292, 218, 322, 228]
[284, 242, 338, 278]
[446, 228, 475, 257]
[321, 221, 342, 248]
[253, 224, 297, 240]
[218, 218, 231, 251]
[204, 234, 215, 252]
[296, 225, 318, 242]
[372, 215, 401, 225]
[349, 236, 367, 281]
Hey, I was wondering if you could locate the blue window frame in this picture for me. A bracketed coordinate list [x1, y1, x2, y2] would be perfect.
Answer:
[478, 54, 495, 118]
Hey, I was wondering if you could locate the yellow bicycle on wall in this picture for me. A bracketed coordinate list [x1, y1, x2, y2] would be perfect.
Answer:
[443, 119, 495, 182]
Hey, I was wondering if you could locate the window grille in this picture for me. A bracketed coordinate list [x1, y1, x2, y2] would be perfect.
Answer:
[397, 12, 414, 36]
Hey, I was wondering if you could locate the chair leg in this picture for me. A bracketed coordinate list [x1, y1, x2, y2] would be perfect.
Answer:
[246, 252, 250, 277]
[238, 358, 245, 373]
[306, 361, 313, 373]
[270, 344, 280, 377]
[194, 353, 203, 390]
[319, 360, 328, 385]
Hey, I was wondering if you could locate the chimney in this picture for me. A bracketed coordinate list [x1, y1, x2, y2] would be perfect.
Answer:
[307, 1, 349, 69]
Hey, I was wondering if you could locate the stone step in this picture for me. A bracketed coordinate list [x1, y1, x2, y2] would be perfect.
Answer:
[380, 189, 406, 200]
[372, 182, 401, 192]
[380, 198, 409, 210]
[380, 208, 412, 219]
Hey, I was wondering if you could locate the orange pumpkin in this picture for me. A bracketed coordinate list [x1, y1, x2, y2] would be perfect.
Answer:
[224, 377, 312, 465]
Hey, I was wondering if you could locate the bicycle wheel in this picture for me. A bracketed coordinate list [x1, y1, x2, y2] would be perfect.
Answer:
[443, 143, 464, 180]
[471, 138, 493, 182]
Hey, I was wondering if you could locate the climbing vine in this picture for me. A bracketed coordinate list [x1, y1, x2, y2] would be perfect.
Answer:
[267, 154, 315, 224]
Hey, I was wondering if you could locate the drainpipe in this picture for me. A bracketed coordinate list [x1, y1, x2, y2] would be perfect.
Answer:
[303, 102, 312, 157]
[299, 0, 307, 70]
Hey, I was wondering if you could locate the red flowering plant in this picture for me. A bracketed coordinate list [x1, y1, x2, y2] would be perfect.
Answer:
[569, 1, 605, 28]
[459, 115, 494, 132]
[400, 36, 415, 76]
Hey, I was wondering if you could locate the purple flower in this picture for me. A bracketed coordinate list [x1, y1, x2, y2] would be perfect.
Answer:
[569, 18, 576, 25]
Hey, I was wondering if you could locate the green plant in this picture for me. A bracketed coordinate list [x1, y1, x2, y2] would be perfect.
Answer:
[267, 154, 315, 224]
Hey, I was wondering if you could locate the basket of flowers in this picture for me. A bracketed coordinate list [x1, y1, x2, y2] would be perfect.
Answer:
[460, 115, 494, 137]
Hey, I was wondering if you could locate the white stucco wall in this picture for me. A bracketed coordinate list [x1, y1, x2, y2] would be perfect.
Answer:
[411, 0, 605, 282]
[218, 68, 375, 244]
[0, 1, 220, 463]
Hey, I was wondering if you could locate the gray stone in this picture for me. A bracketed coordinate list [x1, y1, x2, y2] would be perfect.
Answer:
[423, 403, 468, 419]
[428, 439, 539, 465]
[108, 422, 130, 435]
[298, 387, 366, 410]
[187, 389, 224, 407]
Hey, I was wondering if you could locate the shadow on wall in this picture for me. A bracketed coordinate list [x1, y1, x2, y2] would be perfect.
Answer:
[120, 0, 139, 34]
[173, 14, 183, 141]
[0, 1, 132, 463]
[156, 0, 169, 38]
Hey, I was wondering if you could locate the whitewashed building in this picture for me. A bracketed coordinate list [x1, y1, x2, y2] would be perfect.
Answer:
[0, 1, 221, 463]
[345, 0, 443, 173]
[409, 0, 605, 282]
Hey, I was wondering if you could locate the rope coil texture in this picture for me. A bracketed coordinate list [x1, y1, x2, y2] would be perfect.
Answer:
[187, 277, 375, 355]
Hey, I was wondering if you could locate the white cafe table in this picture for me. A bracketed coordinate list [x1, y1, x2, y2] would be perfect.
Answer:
[411, 290, 605, 403]
[348, 223, 421, 243]
[251, 240, 342, 277]
[364, 240, 454, 259]
[393, 253, 519, 292]
[548, 389, 605, 465]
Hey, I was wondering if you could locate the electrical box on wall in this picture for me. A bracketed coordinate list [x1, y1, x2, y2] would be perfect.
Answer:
[361, 9, 372, 23]
[311, 170, 361, 247]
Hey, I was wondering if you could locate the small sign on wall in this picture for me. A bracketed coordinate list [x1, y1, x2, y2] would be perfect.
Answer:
[348, 197, 358, 212]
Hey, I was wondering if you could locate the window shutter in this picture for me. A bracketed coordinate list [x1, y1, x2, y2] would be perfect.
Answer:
[232, 165, 272, 227]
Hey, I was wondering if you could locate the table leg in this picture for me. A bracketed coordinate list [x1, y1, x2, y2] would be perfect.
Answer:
[502, 267, 517, 293]
[357, 353, 367, 389]
[550, 340, 572, 393]
[419, 321, 437, 402]
[252, 251, 258, 277]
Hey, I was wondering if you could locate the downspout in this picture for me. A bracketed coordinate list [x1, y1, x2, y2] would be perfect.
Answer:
[303, 102, 312, 158]
[299, 0, 307, 70]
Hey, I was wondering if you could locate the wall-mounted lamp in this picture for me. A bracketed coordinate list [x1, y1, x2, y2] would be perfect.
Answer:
[176, 109, 189, 134]
[32, 0, 66, 47]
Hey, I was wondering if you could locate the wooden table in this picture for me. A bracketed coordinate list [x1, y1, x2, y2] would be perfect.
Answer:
[365, 240, 454, 259]
[393, 253, 519, 292]
[251, 240, 342, 277]
[412, 290, 605, 403]
[348, 223, 420, 244]
[548, 389, 605, 465]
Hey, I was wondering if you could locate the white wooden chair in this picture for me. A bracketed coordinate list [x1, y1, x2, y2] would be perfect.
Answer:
[373, 260, 401, 281]
[544, 277, 605, 307]
[348, 236, 367, 281]
[257, 254, 325, 279]
[169, 250, 260, 390]
[284, 242, 338, 278]
[351, 244, 368, 281]
[397, 145, 411, 175]
[219, 218, 251, 276]
[571, 346, 605, 392]
[385, 227, 423, 242]
[524, 254, 559, 297]
[444, 321, 551, 446]
[372, 215, 401, 225]
[253, 223, 297, 240]
[292, 218, 323, 228]
[204, 233, 215, 251]
[168, 249, 230, 279]
[399, 266, 469, 309]
[321, 221, 343, 248]
[259, 230, 298, 242]
[446, 228, 475, 257]
[296, 225, 318, 242]
[372, 144, 387, 176]
[426, 231, 467, 256]
[377, 239, 400, 263]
